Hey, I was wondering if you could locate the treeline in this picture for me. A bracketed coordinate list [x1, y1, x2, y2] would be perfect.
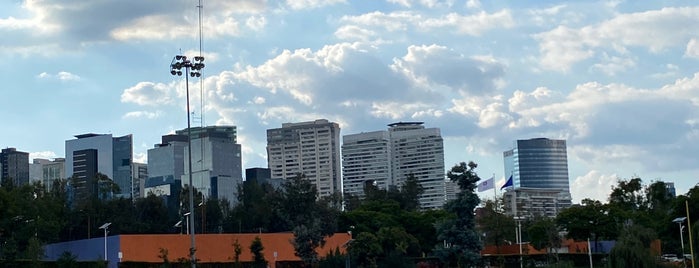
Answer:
[477, 177, 699, 267]
[3, 163, 696, 267]
[0, 163, 482, 267]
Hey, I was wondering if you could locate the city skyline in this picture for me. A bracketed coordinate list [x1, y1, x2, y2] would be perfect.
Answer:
[1, 1, 698, 204]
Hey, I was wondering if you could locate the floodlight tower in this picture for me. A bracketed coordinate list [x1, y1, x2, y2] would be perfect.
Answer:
[170, 54, 205, 268]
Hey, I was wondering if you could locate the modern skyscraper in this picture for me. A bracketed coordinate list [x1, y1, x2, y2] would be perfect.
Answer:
[502, 138, 572, 217]
[65, 133, 133, 198]
[341, 122, 446, 209]
[176, 126, 243, 203]
[29, 158, 65, 191]
[0, 148, 30, 186]
[266, 119, 342, 198]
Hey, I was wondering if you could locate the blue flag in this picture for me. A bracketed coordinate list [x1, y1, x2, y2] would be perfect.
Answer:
[500, 175, 513, 190]
[477, 176, 494, 192]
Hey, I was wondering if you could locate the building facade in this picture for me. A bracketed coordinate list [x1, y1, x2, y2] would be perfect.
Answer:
[266, 119, 342, 198]
[341, 122, 446, 209]
[65, 133, 133, 198]
[0, 147, 30, 186]
[132, 162, 148, 199]
[29, 158, 65, 191]
[341, 131, 392, 198]
[174, 126, 243, 203]
[502, 138, 571, 217]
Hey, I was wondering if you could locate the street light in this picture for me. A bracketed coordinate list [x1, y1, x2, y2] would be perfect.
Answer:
[674, 217, 688, 267]
[514, 216, 524, 268]
[171, 54, 205, 268]
[99, 222, 112, 262]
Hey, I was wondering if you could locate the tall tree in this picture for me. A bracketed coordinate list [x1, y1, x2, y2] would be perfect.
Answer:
[249, 236, 267, 268]
[608, 224, 657, 268]
[434, 161, 483, 267]
[477, 200, 516, 252]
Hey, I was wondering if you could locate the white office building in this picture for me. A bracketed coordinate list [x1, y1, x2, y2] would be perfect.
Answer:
[65, 133, 133, 198]
[342, 131, 392, 198]
[266, 119, 342, 198]
[341, 122, 446, 209]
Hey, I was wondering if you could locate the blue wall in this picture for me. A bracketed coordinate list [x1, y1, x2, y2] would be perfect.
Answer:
[44, 235, 121, 268]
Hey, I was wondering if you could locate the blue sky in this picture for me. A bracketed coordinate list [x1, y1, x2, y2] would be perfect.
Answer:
[2, 0, 698, 203]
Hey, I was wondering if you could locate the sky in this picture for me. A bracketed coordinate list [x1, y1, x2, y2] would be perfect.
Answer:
[1, 0, 698, 204]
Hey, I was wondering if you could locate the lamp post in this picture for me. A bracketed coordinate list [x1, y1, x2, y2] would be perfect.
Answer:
[99, 222, 112, 262]
[184, 212, 191, 235]
[171, 54, 205, 268]
[674, 217, 688, 267]
[514, 216, 523, 268]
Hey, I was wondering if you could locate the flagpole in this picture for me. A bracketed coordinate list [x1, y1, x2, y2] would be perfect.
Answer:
[493, 173, 497, 212]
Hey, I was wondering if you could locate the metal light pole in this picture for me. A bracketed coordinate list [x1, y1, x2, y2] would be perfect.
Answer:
[675, 217, 688, 267]
[99, 222, 111, 262]
[171, 54, 205, 268]
[514, 216, 523, 268]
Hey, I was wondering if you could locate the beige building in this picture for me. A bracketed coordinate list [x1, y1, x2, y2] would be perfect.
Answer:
[266, 119, 342, 198]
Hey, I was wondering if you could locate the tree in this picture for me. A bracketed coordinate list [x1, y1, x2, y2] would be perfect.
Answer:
[232, 239, 243, 268]
[349, 232, 382, 268]
[527, 216, 561, 263]
[397, 174, 424, 211]
[434, 162, 483, 267]
[250, 236, 267, 268]
[276, 174, 339, 266]
[607, 224, 657, 268]
[477, 199, 516, 252]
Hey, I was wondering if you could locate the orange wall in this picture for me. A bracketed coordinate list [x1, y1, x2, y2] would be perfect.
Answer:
[120, 233, 351, 264]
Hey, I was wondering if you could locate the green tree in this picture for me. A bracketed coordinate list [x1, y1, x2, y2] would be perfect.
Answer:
[434, 161, 483, 267]
[250, 236, 267, 268]
[607, 224, 657, 268]
[477, 199, 516, 252]
[276, 174, 339, 266]
[397, 174, 424, 211]
[349, 232, 382, 268]
[232, 239, 243, 268]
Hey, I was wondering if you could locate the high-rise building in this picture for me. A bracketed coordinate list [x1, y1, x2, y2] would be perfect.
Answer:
[266, 119, 342, 198]
[502, 138, 572, 218]
[341, 122, 446, 209]
[341, 131, 391, 198]
[132, 162, 148, 199]
[65, 133, 133, 198]
[1, 148, 30, 186]
[29, 158, 65, 191]
[175, 126, 243, 203]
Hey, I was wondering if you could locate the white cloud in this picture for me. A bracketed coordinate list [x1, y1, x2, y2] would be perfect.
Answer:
[121, 82, 176, 106]
[285, 0, 346, 10]
[29, 151, 58, 161]
[133, 152, 147, 164]
[334, 25, 379, 43]
[123, 111, 164, 119]
[590, 53, 636, 76]
[36, 71, 81, 81]
[419, 10, 515, 36]
[571, 170, 618, 203]
[685, 38, 699, 58]
[534, 6, 699, 71]
[245, 15, 267, 31]
[339, 10, 514, 36]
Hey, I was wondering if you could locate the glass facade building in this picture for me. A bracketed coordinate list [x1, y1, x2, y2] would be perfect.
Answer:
[503, 138, 569, 189]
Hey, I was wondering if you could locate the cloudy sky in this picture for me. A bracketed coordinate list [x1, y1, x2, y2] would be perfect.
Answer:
[2, 0, 698, 203]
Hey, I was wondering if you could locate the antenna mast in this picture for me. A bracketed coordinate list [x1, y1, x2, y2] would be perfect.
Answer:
[198, 0, 205, 127]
